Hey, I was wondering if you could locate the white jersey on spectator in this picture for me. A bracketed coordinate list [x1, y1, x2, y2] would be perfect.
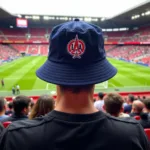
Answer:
[94, 100, 104, 111]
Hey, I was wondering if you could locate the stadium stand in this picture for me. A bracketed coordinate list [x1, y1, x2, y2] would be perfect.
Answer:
[0, 28, 27, 36]
[0, 26, 150, 65]
[104, 45, 116, 51]
[29, 28, 47, 36]
[0, 45, 19, 60]
[0, 26, 150, 43]
[12, 44, 28, 52]
[107, 45, 150, 64]
[40, 45, 49, 55]
[28, 45, 39, 55]
[103, 26, 150, 42]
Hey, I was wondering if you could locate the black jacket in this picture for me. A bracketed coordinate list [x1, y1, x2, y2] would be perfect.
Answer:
[130, 112, 141, 117]
[0, 123, 4, 134]
[139, 113, 150, 128]
[1, 113, 28, 122]
[0, 110, 149, 150]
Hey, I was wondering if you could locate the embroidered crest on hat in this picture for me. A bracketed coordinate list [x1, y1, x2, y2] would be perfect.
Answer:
[67, 35, 85, 59]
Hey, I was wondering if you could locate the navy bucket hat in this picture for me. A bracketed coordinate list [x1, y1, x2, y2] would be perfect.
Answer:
[36, 19, 117, 85]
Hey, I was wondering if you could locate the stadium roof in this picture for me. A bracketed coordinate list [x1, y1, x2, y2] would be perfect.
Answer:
[0, 0, 150, 28]
[1, 0, 148, 18]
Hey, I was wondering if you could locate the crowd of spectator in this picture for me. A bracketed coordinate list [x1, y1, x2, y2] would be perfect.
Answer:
[1, 93, 150, 133]
[0, 95, 54, 124]
[0, 45, 19, 62]
[94, 93, 150, 129]
[107, 45, 150, 65]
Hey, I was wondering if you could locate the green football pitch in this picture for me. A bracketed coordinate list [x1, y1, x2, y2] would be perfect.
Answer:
[0, 56, 150, 96]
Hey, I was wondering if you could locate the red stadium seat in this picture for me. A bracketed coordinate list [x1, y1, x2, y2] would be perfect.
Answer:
[134, 116, 141, 120]
[2, 121, 12, 128]
[144, 129, 150, 140]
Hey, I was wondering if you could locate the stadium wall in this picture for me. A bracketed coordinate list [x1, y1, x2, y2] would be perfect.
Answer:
[118, 58, 150, 67]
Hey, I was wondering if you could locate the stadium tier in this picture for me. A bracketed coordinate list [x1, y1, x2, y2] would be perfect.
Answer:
[0, 28, 27, 36]
[104, 26, 150, 42]
[0, 45, 19, 60]
[0, 26, 150, 65]
[0, 26, 150, 43]
[29, 28, 47, 36]
[12, 44, 28, 52]
[40, 45, 49, 55]
[107, 45, 150, 65]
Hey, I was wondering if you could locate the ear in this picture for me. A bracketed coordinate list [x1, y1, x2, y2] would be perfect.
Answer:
[131, 107, 134, 113]
[4, 105, 7, 110]
[23, 108, 27, 113]
[143, 107, 147, 113]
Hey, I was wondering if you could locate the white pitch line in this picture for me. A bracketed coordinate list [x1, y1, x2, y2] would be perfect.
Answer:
[109, 83, 117, 88]
[46, 83, 49, 90]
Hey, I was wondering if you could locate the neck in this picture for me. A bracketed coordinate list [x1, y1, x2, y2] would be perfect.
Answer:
[99, 98, 103, 101]
[55, 87, 98, 114]
[112, 114, 119, 117]
[133, 111, 139, 114]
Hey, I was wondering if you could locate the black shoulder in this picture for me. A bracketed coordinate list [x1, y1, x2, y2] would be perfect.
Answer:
[105, 114, 138, 124]
[7, 115, 53, 131]
[0, 123, 4, 132]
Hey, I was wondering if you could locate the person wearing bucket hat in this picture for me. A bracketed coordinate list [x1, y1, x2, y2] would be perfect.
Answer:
[36, 19, 117, 85]
[0, 20, 149, 150]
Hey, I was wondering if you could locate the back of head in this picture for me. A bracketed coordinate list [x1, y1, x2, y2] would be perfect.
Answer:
[104, 93, 123, 117]
[0, 97, 6, 113]
[132, 100, 144, 114]
[8, 102, 13, 110]
[29, 95, 54, 119]
[98, 92, 104, 100]
[13, 95, 31, 115]
[143, 97, 150, 111]
[36, 19, 117, 90]
[36, 19, 117, 114]
[143, 96, 146, 100]
[128, 94, 135, 103]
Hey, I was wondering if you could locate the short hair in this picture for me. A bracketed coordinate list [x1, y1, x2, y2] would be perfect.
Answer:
[104, 93, 123, 116]
[0, 97, 6, 112]
[143, 96, 146, 100]
[13, 95, 31, 115]
[143, 98, 150, 110]
[132, 100, 144, 113]
[98, 92, 104, 99]
[29, 95, 54, 119]
[59, 85, 94, 94]
[128, 94, 135, 102]
[8, 102, 13, 109]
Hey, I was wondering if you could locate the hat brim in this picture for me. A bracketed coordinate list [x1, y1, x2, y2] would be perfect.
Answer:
[36, 58, 117, 86]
